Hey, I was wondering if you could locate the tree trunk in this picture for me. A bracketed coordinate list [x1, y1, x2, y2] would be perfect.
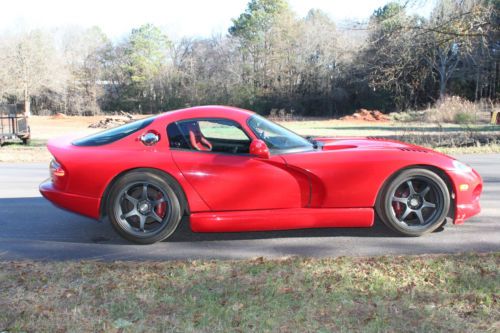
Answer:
[475, 68, 480, 101]
[439, 64, 447, 100]
[24, 84, 31, 117]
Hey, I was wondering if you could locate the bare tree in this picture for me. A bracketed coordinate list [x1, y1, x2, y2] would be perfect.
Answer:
[421, 0, 495, 100]
[0, 30, 66, 115]
[60, 26, 111, 115]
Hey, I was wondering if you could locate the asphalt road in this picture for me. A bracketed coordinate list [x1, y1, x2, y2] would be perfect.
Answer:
[0, 154, 498, 261]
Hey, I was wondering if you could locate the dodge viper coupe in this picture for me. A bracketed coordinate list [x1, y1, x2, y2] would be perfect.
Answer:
[40, 106, 482, 244]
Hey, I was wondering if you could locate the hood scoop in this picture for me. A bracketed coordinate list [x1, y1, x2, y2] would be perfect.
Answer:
[321, 144, 357, 151]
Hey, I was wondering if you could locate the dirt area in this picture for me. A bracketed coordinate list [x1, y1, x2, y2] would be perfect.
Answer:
[31, 115, 115, 140]
[0, 116, 104, 163]
[0, 115, 145, 162]
[1, 115, 500, 163]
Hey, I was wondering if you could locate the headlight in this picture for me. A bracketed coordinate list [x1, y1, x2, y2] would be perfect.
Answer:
[453, 160, 472, 173]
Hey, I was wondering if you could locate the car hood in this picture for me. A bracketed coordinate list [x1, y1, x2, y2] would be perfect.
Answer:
[314, 137, 433, 152]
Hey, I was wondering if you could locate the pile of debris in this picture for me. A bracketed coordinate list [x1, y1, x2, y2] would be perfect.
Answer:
[340, 109, 390, 122]
[89, 112, 135, 129]
[51, 112, 67, 119]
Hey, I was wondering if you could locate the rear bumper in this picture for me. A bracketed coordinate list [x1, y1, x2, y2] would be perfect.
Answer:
[39, 179, 100, 219]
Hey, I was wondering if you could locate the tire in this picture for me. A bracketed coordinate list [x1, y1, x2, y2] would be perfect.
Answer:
[107, 170, 183, 244]
[22, 126, 31, 145]
[376, 168, 450, 236]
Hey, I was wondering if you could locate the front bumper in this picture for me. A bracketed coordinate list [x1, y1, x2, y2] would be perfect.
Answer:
[447, 169, 482, 224]
[39, 179, 100, 219]
[455, 201, 481, 224]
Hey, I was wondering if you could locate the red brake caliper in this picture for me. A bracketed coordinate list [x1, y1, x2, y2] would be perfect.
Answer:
[155, 192, 167, 218]
[393, 189, 408, 216]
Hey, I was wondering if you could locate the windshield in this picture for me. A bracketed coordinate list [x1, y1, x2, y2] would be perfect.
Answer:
[73, 117, 155, 146]
[247, 115, 313, 151]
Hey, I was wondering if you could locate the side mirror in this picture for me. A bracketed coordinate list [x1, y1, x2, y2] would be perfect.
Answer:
[249, 139, 270, 159]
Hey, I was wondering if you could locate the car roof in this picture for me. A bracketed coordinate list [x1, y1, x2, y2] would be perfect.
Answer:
[154, 105, 255, 124]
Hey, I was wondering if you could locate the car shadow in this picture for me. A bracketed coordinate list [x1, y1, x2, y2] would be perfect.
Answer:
[166, 216, 404, 242]
[0, 197, 405, 245]
[2, 197, 497, 261]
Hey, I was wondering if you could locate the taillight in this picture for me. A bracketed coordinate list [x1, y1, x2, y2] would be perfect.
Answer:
[50, 159, 66, 178]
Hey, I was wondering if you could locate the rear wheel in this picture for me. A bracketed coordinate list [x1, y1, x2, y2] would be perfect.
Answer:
[377, 168, 450, 236]
[107, 170, 182, 244]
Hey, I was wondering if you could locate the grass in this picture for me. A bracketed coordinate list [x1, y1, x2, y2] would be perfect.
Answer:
[435, 144, 500, 155]
[286, 120, 500, 137]
[0, 143, 50, 163]
[1, 253, 498, 332]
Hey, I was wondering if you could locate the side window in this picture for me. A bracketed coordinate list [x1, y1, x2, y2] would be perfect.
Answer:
[167, 123, 190, 149]
[198, 120, 249, 141]
[167, 118, 251, 154]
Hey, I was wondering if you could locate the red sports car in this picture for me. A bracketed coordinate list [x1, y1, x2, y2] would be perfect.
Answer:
[40, 106, 482, 244]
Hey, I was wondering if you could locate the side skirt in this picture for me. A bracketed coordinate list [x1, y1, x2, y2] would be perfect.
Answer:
[190, 208, 374, 233]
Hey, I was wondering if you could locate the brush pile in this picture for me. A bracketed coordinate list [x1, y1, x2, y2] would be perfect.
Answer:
[89, 112, 135, 129]
[341, 109, 390, 122]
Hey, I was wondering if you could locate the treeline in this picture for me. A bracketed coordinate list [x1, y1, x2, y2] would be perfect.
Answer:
[0, 0, 498, 117]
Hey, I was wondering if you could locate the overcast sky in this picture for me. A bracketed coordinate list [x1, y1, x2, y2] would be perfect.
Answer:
[0, 0, 435, 39]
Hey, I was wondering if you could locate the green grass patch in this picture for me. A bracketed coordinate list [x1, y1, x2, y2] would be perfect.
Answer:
[0, 139, 46, 148]
[1, 253, 498, 332]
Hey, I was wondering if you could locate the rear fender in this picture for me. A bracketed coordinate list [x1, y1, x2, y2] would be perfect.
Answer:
[99, 167, 191, 220]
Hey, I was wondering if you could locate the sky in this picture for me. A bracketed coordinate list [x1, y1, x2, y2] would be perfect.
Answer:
[0, 0, 435, 40]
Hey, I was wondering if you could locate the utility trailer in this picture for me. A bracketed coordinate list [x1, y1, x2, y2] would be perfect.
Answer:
[0, 104, 30, 145]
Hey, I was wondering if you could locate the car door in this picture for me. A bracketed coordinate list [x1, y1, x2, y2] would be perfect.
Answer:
[167, 118, 309, 211]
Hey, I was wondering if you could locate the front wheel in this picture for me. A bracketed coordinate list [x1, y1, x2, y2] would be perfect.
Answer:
[107, 170, 182, 244]
[376, 168, 450, 236]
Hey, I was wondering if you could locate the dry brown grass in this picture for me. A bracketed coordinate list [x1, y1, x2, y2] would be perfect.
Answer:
[0, 146, 50, 163]
[424, 96, 495, 124]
